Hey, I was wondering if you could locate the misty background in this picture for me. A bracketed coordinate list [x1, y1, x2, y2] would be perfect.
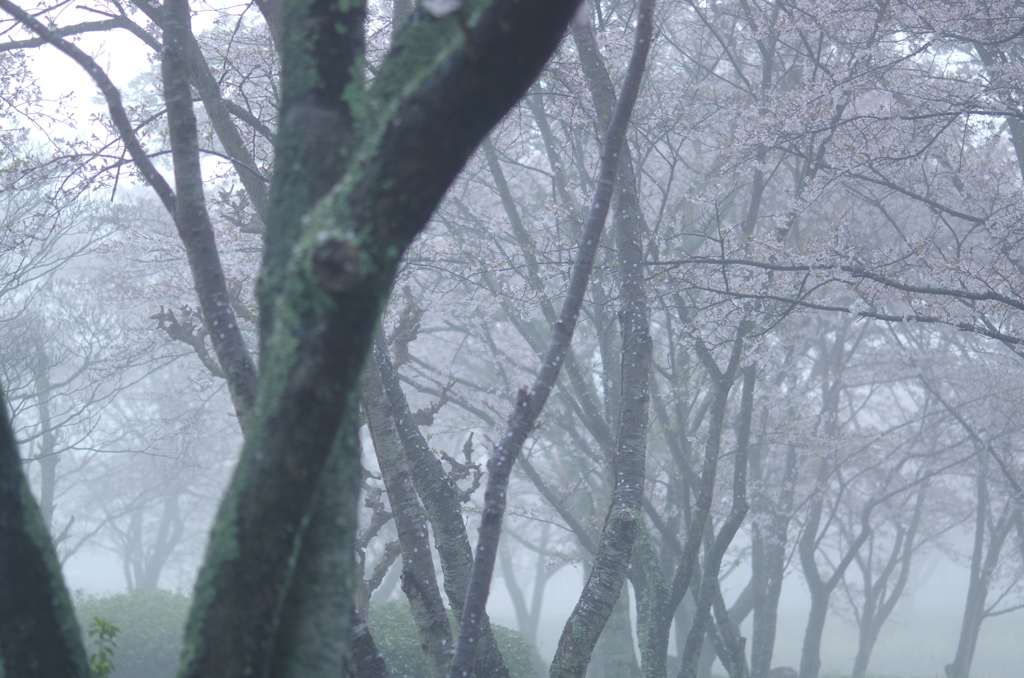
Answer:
[3, 2, 1024, 678]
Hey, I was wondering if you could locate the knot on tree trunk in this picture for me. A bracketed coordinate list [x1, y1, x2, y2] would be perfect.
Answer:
[313, 237, 362, 293]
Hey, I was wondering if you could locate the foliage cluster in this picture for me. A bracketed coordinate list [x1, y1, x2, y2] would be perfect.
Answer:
[76, 590, 189, 678]
[369, 600, 537, 678]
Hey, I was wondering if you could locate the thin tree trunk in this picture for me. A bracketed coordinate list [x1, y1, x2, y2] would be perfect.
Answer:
[850, 482, 927, 678]
[364, 360, 453, 678]
[547, 5, 656, 675]
[446, 5, 654, 676]
[750, 445, 797, 678]
[162, 0, 258, 419]
[30, 335, 57, 533]
[499, 542, 549, 677]
[799, 325, 870, 678]
[945, 475, 1016, 678]
[375, 339, 509, 678]
[632, 522, 672, 678]
[135, 493, 185, 591]
[678, 368, 755, 678]
[633, 331, 745, 678]
[797, 470, 871, 678]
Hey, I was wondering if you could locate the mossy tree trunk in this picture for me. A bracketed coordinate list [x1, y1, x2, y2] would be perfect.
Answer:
[0, 1, 584, 677]
[0, 385, 90, 678]
[177, 1, 587, 674]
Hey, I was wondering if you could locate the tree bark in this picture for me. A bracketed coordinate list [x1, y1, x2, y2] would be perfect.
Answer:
[176, 4, 584, 677]
[0, 385, 89, 678]
[269, 411, 362, 678]
[363, 359, 453, 678]
[678, 367, 754, 678]
[374, 338, 509, 678]
[945, 474, 1017, 678]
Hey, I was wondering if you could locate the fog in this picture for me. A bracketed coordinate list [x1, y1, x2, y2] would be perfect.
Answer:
[3, 2, 1024, 678]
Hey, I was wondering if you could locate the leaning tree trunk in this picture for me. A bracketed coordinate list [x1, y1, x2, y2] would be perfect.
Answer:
[547, 5, 656, 677]
[0, 385, 90, 678]
[446, 7, 655, 676]
[363, 360, 453, 678]
[945, 473, 1016, 678]
[374, 339, 509, 678]
[678, 367, 754, 678]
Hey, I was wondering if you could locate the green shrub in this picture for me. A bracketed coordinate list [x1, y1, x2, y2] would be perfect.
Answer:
[369, 599, 537, 678]
[75, 589, 190, 678]
[87, 616, 120, 678]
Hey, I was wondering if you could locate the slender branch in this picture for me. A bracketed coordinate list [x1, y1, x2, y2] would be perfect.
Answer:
[446, 2, 655, 675]
[649, 256, 1024, 314]
[162, 0, 258, 419]
[0, 17, 122, 50]
[0, 0, 177, 214]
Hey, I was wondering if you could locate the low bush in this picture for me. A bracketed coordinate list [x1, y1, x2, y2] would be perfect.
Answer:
[76, 589, 190, 678]
[369, 599, 537, 678]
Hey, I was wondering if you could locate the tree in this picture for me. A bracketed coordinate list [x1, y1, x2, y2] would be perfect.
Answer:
[0, 1, 590, 676]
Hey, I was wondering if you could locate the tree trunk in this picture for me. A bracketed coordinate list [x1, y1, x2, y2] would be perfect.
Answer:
[375, 339, 509, 678]
[594, 581, 641, 678]
[798, 593, 829, 678]
[448, 5, 653, 676]
[350, 609, 391, 678]
[797, 491, 871, 678]
[945, 475, 1016, 678]
[363, 360, 453, 678]
[270, 415, 361, 678]
[749, 446, 797, 678]
[30, 335, 57, 534]
[633, 332, 745, 678]
[678, 367, 754, 678]
[0, 385, 90, 678]
[850, 482, 926, 678]
[547, 5, 656, 675]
